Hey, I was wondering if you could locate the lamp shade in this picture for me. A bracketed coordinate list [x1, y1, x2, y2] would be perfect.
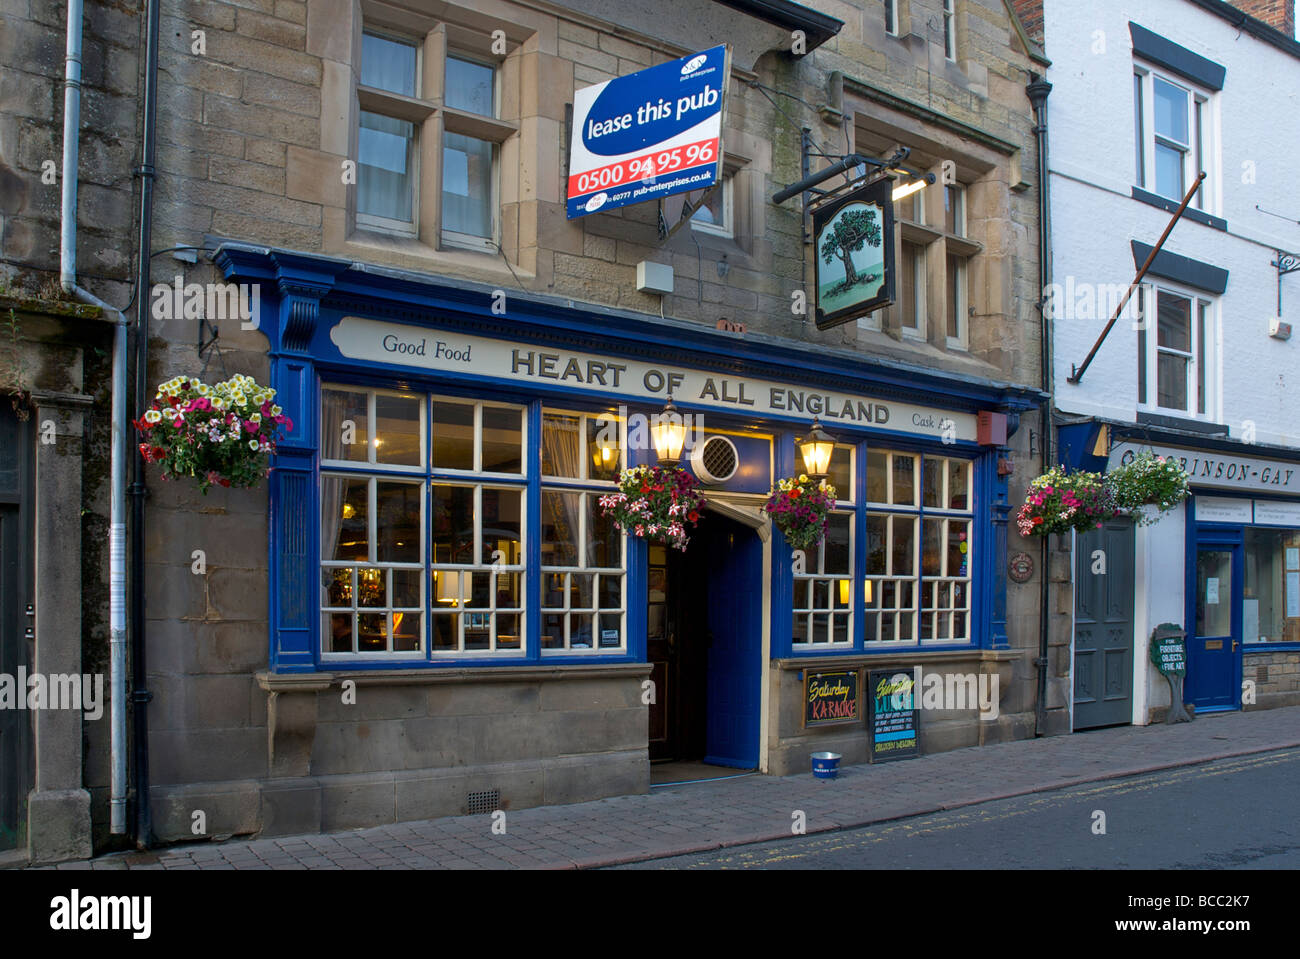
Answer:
[651, 398, 687, 465]
[798, 418, 835, 478]
[434, 570, 459, 605]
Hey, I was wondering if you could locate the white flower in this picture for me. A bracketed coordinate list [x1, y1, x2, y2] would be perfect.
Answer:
[249, 412, 261, 424]
[270, 404, 282, 416]
[161, 407, 177, 420]
[248, 439, 259, 450]
[144, 409, 162, 424]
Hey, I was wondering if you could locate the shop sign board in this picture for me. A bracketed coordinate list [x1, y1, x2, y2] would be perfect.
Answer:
[330, 316, 980, 441]
[803, 669, 860, 727]
[811, 178, 895, 330]
[1110, 443, 1300, 495]
[867, 669, 919, 762]
[1149, 624, 1187, 676]
[566, 45, 729, 219]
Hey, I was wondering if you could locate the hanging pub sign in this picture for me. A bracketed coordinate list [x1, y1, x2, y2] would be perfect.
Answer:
[803, 669, 861, 727]
[566, 44, 730, 220]
[867, 668, 920, 762]
[812, 177, 895, 330]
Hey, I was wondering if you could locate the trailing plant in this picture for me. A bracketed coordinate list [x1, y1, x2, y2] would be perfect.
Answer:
[133, 373, 292, 493]
[764, 474, 838, 551]
[598, 465, 706, 551]
[1106, 451, 1190, 524]
[1, 307, 31, 421]
[1016, 466, 1118, 537]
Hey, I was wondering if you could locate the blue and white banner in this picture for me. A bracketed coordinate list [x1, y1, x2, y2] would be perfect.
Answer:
[566, 45, 729, 219]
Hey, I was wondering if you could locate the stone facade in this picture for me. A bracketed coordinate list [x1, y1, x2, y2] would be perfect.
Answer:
[1244, 649, 1300, 710]
[2, 0, 1058, 855]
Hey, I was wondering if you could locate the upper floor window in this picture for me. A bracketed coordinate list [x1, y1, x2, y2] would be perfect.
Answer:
[885, 0, 899, 36]
[355, 27, 515, 252]
[942, 0, 956, 61]
[690, 177, 734, 238]
[1136, 285, 1215, 418]
[1134, 66, 1210, 210]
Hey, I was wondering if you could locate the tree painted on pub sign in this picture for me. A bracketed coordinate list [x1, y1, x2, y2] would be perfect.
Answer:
[819, 205, 881, 288]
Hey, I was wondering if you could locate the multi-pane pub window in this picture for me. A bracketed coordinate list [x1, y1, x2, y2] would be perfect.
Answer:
[863, 450, 973, 644]
[792, 445, 854, 646]
[319, 387, 529, 658]
[540, 409, 626, 652]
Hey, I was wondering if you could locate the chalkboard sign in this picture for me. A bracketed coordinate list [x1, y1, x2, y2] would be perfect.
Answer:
[803, 670, 860, 727]
[1149, 623, 1187, 676]
[868, 669, 920, 762]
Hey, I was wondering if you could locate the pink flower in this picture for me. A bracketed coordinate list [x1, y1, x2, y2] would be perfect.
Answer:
[244, 419, 260, 433]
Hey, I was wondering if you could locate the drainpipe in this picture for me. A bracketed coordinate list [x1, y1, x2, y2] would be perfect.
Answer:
[130, 0, 163, 848]
[1026, 71, 1053, 736]
[60, 0, 130, 835]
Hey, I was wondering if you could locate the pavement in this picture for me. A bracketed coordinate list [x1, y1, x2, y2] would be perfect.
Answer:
[38, 705, 1300, 870]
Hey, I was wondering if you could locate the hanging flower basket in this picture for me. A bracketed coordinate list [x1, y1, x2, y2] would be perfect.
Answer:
[1016, 466, 1118, 538]
[1105, 451, 1190, 524]
[133, 373, 292, 494]
[598, 465, 706, 551]
[764, 474, 837, 551]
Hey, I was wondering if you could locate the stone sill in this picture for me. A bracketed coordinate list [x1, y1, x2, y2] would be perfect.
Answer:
[775, 649, 1021, 671]
[256, 662, 651, 691]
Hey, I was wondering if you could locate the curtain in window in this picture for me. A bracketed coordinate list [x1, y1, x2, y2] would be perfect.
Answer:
[541, 418, 583, 566]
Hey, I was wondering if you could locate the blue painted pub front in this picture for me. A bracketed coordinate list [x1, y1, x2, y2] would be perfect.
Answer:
[218, 244, 1040, 779]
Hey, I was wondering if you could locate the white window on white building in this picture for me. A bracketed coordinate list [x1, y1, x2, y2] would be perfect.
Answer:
[1133, 65, 1212, 211]
[1137, 285, 1216, 419]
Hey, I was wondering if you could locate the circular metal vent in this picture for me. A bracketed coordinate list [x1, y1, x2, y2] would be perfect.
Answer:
[691, 435, 739, 484]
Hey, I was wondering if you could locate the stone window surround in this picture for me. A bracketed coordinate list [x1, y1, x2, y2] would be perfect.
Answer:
[845, 117, 998, 355]
[320, 0, 549, 284]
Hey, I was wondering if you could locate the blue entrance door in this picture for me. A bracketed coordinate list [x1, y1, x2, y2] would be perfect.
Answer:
[703, 519, 762, 768]
[1187, 542, 1243, 710]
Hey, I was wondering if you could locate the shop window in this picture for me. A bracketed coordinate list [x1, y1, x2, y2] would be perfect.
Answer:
[321, 475, 425, 655]
[541, 408, 623, 482]
[431, 483, 525, 652]
[1133, 65, 1212, 210]
[1136, 286, 1215, 418]
[355, 26, 516, 251]
[1244, 527, 1300, 645]
[863, 451, 973, 644]
[541, 494, 626, 652]
[319, 386, 527, 659]
[793, 512, 854, 646]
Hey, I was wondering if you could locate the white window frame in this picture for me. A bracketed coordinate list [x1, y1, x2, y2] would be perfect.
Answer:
[885, 0, 899, 36]
[430, 395, 528, 478]
[792, 510, 855, 647]
[320, 473, 427, 659]
[440, 50, 502, 253]
[1136, 283, 1216, 419]
[321, 385, 427, 472]
[356, 30, 423, 237]
[689, 177, 734, 239]
[1133, 64, 1212, 211]
[900, 240, 927, 340]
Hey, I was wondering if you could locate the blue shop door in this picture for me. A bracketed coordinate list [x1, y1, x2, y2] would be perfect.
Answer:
[1187, 544, 1242, 710]
[703, 519, 762, 769]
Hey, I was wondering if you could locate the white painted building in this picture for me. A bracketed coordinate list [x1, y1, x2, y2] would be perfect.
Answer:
[1025, 0, 1300, 726]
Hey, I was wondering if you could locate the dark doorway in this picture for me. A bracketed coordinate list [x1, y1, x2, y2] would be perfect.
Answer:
[1073, 518, 1136, 730]
[0, 408, 33, 851]
[646, 511, 761, 767]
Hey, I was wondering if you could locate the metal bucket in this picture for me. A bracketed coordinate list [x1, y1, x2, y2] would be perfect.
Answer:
[811, 751, 842, 779]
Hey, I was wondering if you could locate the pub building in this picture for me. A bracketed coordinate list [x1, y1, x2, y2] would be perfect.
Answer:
[195, 242, 1041, 831]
